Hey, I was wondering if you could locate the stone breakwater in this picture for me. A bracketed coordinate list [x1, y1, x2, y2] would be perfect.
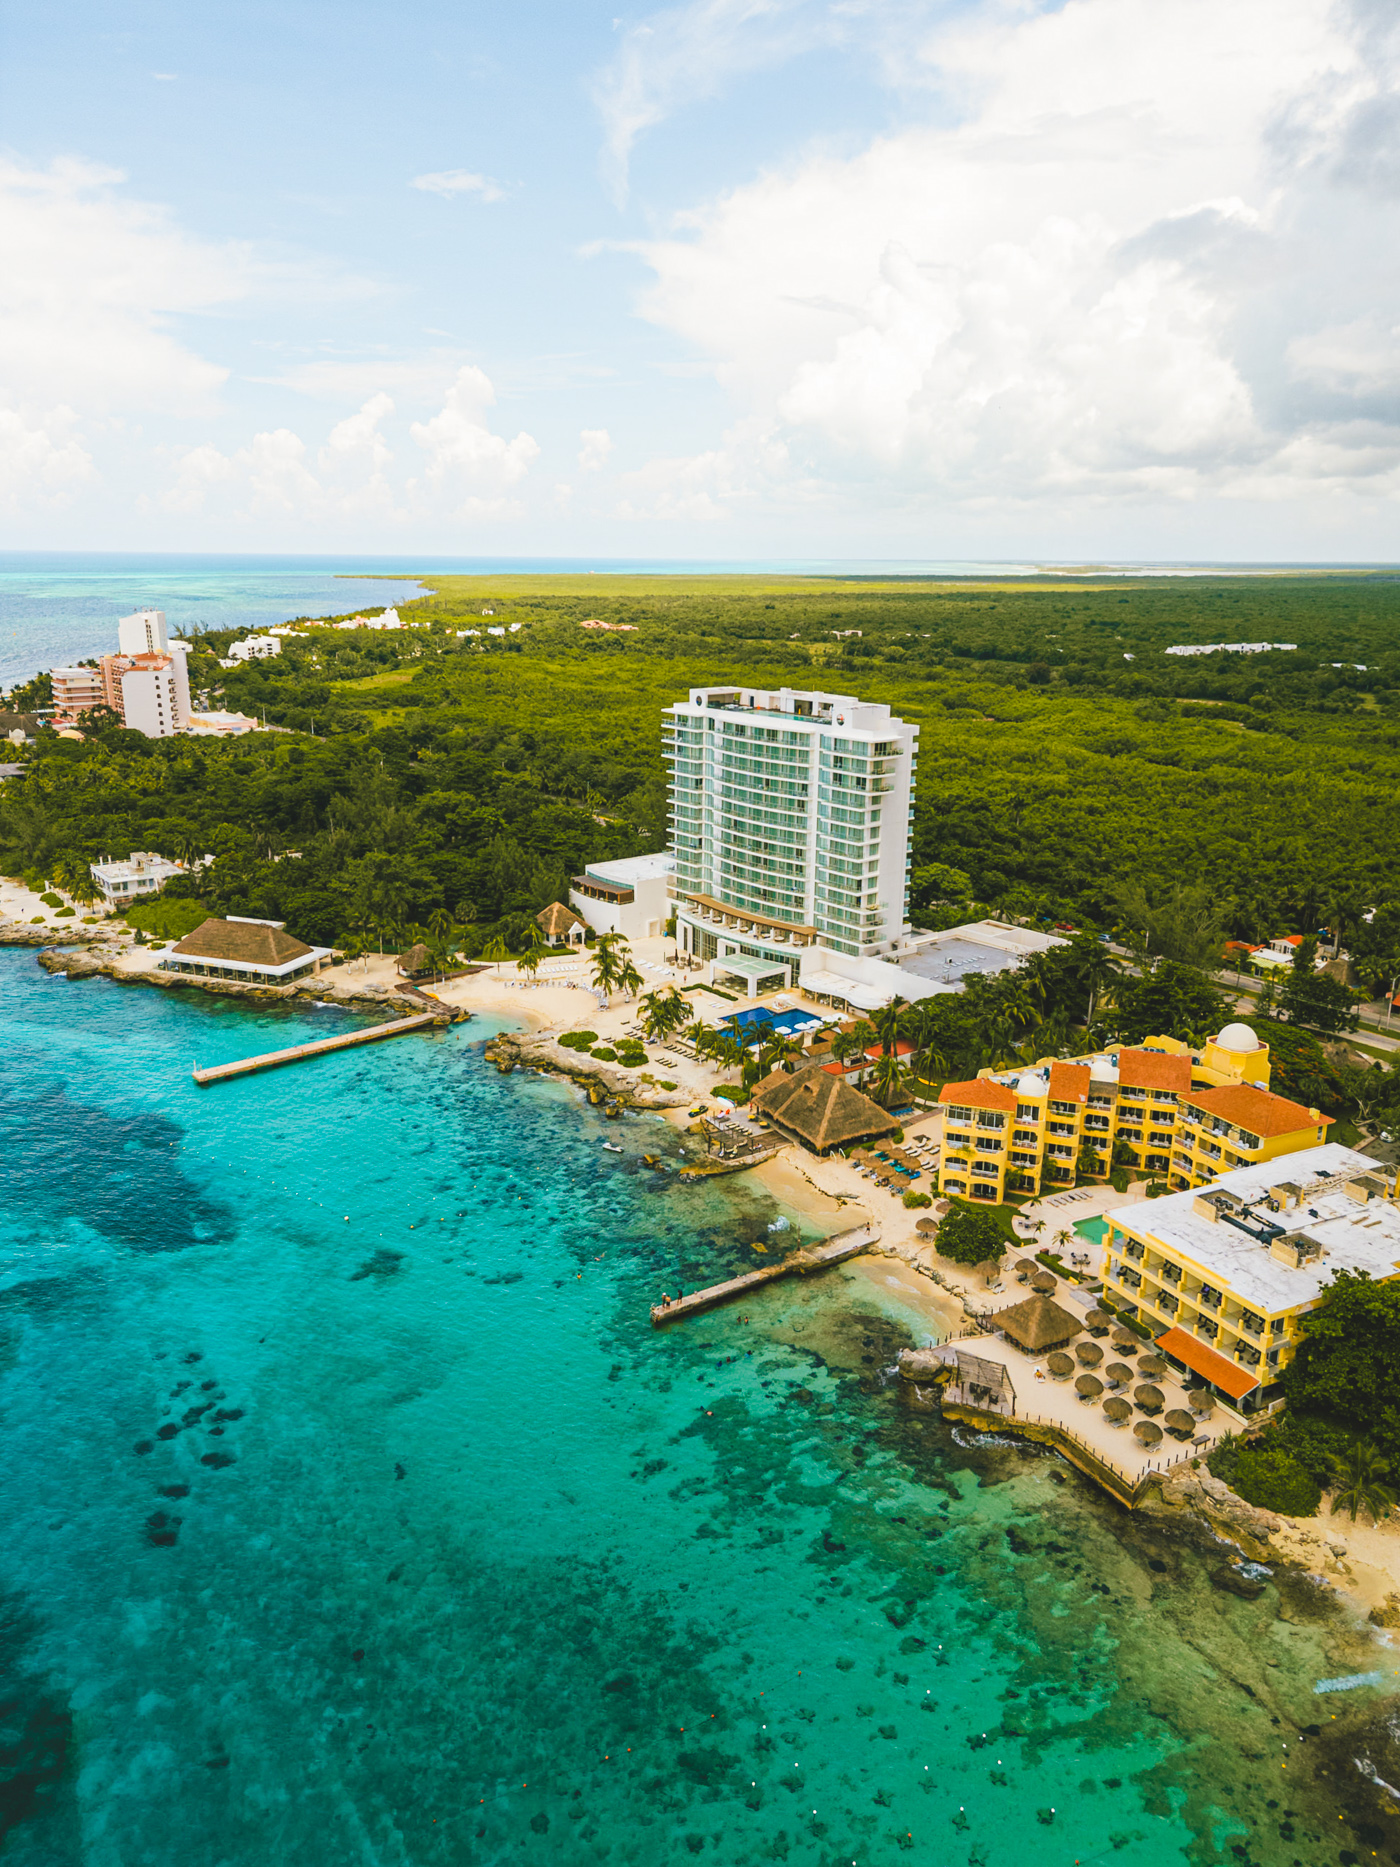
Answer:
[484, 1029, 692, 1113]
[31, 938, 465, 1022]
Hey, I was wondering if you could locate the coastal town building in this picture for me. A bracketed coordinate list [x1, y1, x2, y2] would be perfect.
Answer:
[663, 684, 918, 980]
[751, 1061, 897, 1153]
[569, 852, 675, 941]
[52, 610, 191, 738]
[185, 710, 260, 737]
[535, 901, 586, 946]
[937, 1024, 1327, 1202]
[157, 916, 332, 986]
[91, 851, 186, 906]
[117, 609, 170, 657]
[1100, 1144, 1399, 1412]
[223, 635, 282, 665]
[50, 666, 105, 722]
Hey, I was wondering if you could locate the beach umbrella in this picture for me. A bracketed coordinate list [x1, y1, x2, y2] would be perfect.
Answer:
[1133, 1383, 1165, 1415]
[1075, 1374, 1104, 1401]
[1191, 1390, 1217, 1416]
[1075, 1341, 1103, 1368]
[915, 1218, 940, 1235]
[1134, 1419, 1164, 1448]
[1137, 1355, 1168, 1379]
[1014, 1257, 1036, 1280]
[1046, 1351, 1075, 1379]
[1111, 1330, 1139, 1354]
[1165, 1409, 1196, 1438]
[1031, 1271, 1057, 1294]
[975, 1259, 1001, 1286]
[1105, 1362, 1134, 1388]
[1103, 1397, 1131, 1425]
[1085, 1308, 1112, 1335]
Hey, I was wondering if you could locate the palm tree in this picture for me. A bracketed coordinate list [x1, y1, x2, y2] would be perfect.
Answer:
[482, 933, 511, 976]
[869, 1050, 909, 1108]
[590, 933, 625, 999]
[617, 957, 644, 1000]
[1068, 940, 1122, 1026]
[640, 987, 691, 1042]
[872, 996, 908, 1057]
[1330, 1441, 1396, 1524]
[516, 942, 544, 980]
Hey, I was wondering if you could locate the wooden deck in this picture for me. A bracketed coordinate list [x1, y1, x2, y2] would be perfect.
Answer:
[650, 1222, 881, 1326]
[192, 1012, 442, 1085]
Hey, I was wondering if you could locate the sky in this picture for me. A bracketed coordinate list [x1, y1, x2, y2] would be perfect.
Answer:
[2, 0, 1399, 559]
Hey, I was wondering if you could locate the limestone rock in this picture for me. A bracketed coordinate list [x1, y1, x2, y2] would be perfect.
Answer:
[1146, 1465, 1280, 1562]
[1369, 1593, 1400, 1629]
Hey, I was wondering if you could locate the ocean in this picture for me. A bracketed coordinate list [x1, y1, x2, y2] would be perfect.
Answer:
[0, 953, 1385, 1866]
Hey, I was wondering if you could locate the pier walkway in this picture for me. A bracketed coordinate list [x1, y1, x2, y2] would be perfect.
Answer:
[193, 1012, 441, 1085]
[650, 1222, 881, 1327]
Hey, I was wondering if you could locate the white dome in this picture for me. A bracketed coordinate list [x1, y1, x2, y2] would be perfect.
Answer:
[1015, 1073, 1049, 1098]
[1215, 1022, 1260, 1053]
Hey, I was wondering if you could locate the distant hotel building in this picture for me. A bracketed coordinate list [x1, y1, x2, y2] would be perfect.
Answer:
[52, 609, 190, 739]
[662, 686, 917, 993]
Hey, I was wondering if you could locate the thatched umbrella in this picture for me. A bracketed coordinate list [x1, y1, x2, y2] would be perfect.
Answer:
[1046, 1351, 1075, 1379]
[1190, 1389, 1217, 1416]
[975, 1259, 1002, 1287]
[1014, 1257, 1036, 1281]
[1111, 1330, 1140, 1354]
[1134, 1383, 1165, 1415]
[915, 1218, 940, 1235]
[1085, 1308, 1112, 1335]
[1075, 1374, 1104, 1402]
[994, 1293, 1081, 1355]
[1134, 1419, 1164, 1448]
[1105, 1361, 1134, 1388]
[1075, 1341, 1103, 1368]
[1137, 1355, 1168, 1380]
[1165, 1409, 1196, 1439]
[1103, 1396, 1131, 1425]
[1031, 1270, 1058, 1294]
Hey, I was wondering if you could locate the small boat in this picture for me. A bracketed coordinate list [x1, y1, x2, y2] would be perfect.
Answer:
[601, 1141, 624, 1154]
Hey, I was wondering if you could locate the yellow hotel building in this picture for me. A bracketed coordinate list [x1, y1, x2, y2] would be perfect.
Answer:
[1100, 1145, 1400, 1413]
[938, 1023, 1329, 1203]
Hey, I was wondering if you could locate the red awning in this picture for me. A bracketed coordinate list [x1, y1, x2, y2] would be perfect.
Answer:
[1154, 1326, 1259, 1401]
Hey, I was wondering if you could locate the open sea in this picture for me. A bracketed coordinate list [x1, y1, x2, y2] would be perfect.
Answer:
[0, 952, 1391, 1866]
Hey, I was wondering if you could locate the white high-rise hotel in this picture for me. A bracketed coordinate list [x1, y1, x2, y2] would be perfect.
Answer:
[663, 685, 918, 988]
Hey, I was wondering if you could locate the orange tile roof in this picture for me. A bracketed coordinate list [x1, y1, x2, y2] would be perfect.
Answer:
[1154, 1327, 1259, 1400]
[1185, 1082, 1333, 1138]
[1048, 1061, 1090, 1103]
[939, 1078, 1018, 1113]
[864, 1040, 916, 1060]
[1118, 1048, 1193, 1093]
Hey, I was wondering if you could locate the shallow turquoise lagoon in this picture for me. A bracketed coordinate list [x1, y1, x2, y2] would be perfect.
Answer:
[0, 958, 1378, 1865]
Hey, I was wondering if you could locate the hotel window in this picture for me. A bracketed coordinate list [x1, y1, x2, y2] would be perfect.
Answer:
[1015, 1105, 1040, 1122]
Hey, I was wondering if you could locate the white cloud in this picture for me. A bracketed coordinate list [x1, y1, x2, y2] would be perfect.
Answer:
[578, 427, 614, 470]
[625, 0, 1400, 515]
[0, 407, 94, 506]
[410, 169, 506, 203]
[409, 366, 540, 502]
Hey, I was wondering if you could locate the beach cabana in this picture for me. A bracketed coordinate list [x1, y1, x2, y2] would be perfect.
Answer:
[1134, 1420, 1164, 1448]
[1133, 1384, 1165, 1415]
[1075, 1374, 1104, 1402]
[1103, 1396, 1131, 1425]
[992, 1292, 1082, 1356]
[536, 901, 586, 946]
[751, 1062, 897, 1155]
[1075, 1341, 1103, 1368]
[396, 941, 432, 978]
[1165, 1409, 1196, 1439]
[1104, 1361, 1133, 1389]
[1046, 1351, 1075, 1379]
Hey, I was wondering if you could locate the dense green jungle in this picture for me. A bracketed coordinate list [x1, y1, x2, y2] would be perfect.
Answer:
[6, 570, 1396, 955]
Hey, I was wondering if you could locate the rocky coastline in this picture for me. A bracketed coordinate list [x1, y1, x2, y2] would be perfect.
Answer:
[27, 933, 465, 1022]
[482, 1028, 693, 1112]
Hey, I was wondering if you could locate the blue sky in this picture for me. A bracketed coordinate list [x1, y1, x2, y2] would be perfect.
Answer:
[3, 0, 1399, 556]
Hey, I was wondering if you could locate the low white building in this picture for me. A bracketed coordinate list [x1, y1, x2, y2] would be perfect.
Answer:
[91, 851, 186, 906]
[224, 635, 282, 664]
[157, 915, 333, 985]
[570, 853, 675, 941]
[185, 710, 259, 738]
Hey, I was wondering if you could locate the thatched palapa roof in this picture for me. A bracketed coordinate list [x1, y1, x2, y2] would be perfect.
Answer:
[171, 917, 312, 966]
[994, 1292, 1082, 1354]
[397, 942, 431, 976]
[751, 1062, 896, 1153]
[537, 900, 584, 939]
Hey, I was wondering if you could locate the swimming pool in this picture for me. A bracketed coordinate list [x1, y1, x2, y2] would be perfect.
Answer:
[722, 1005, 826, 1037]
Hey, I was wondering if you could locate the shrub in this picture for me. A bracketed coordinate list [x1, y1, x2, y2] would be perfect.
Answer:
[713, 1085, 744, 1102]
[55, 906, 74, 917]
[40, 891, 64, 908]
[125, 897, 209, 940]
[660, 1080, 677, 1090]
[937, 1202, 1007, 1266]
[590, 1046, 618, 1061]
[557, 1030, 597, 1050]
[903, 1190, 933, 1209]
[1229, 1443, 1321, 1517]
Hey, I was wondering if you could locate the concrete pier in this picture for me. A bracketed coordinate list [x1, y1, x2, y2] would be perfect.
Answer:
[193, 1012, 442, 1085]
[650, 1222, 881, 1326]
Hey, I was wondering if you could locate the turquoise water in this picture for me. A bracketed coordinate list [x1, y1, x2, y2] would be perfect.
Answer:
[0, 955, 1386, 1865]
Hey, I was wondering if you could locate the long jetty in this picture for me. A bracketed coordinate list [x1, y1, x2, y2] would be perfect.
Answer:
[192, 1012, 442, 1085]
[650, 1222, 881, 1327]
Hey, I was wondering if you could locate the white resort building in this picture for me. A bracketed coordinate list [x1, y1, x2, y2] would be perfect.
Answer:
[91, 851, 187, 906]
[663, 685, 918, 992]
[569, 853, 675, 941]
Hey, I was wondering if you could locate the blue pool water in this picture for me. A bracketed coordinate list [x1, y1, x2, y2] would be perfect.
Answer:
[0, 954, 1376, 1863]
[723, 1006, 828, 1039]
